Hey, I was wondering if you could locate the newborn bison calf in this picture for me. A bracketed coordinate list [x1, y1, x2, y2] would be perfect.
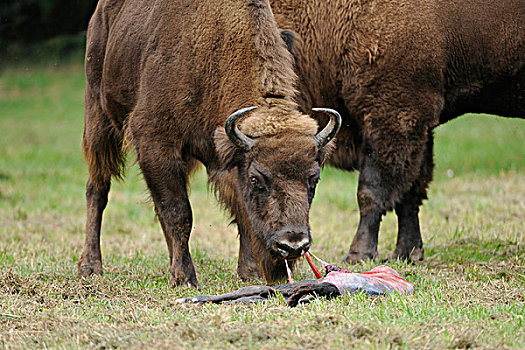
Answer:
[177, 254, 414, 307]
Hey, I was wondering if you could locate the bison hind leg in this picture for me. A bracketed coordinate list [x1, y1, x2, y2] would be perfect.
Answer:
[79, 99, 126, 278]
[78, 176, 110, 277]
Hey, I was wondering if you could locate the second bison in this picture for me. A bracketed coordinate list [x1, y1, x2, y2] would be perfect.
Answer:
[272, 0, 524, 262]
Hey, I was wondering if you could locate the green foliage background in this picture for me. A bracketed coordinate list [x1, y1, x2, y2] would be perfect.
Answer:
[0, 0, 96, 62]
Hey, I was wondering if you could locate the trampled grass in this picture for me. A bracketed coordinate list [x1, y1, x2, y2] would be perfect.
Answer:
[0, 59, 524, 349]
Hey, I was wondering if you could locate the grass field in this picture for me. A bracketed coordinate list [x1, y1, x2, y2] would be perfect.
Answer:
[0, 59, 524, 349]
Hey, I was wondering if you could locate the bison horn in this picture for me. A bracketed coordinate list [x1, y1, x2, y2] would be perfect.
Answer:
[225, 106, 257, 151]
[313, 107, 342, 147]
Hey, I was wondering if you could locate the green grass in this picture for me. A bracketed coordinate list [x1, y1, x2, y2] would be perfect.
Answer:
[0, 58, 524, 349]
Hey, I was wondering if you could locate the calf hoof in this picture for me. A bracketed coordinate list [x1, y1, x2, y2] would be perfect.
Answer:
[343, 251, 377, 264]
[176, 295, 212, 304]
[391, 247, 424, 263]
[78, 257, 103, 277]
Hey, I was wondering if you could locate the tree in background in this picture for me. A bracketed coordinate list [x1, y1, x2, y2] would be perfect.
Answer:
[0, 0, 97, 59]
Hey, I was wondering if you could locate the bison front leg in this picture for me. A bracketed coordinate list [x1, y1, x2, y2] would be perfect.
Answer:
[137, 146, 199, 289]
[344, 147, 385, 262]
[392, 132, 434, 261]
[344, 105, 436, 264]
[393, 197, 424, 261]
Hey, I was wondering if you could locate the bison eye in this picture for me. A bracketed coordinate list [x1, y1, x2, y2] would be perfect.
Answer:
[249, 175, 259, 187]
[249, 174, 266, 190]
[308, 174, 320, 188]
[247, 165, 269, 191]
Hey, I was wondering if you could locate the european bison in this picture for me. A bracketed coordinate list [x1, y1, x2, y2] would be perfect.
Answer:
[79, 0, 341, 288]
[271, 0, 524, 263]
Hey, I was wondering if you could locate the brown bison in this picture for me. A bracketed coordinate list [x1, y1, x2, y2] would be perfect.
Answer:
[79, 0, 342, 288]
[271, 0, 524, 262]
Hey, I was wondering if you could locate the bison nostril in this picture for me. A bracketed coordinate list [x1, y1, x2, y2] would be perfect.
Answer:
[274, 239, 310, 259]
[275, 242, 291, 257]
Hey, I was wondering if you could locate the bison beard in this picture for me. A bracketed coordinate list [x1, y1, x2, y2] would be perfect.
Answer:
[176, 252, 414, 307]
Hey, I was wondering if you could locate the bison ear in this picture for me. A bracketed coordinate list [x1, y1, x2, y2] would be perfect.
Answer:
[317, 139, 336, 166]
[280, 29, 299, 61]
[214, 127, 243, 169]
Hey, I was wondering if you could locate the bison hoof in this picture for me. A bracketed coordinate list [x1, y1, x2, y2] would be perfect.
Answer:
[78, 260, 103, 278]
[238, 269, 261, 282]
[343, 251, 377, 264]
[170, 276, 200, 290]
[391, 247, 424, 262]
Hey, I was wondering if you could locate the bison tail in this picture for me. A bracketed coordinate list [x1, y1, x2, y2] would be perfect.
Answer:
[83, 107, 126, 185]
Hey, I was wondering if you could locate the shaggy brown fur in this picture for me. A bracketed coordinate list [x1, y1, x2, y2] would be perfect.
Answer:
[271, 0, 524, 262]
[80, 0, 340, 288]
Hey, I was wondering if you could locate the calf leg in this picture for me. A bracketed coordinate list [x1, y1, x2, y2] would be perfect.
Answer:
[136, 145, 199, 288]
[392, 132, 434, 261]
[286, 282, 341, 307]
[176, 285, 276, 304]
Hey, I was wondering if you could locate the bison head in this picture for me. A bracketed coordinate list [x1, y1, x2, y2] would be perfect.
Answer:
[213, 106, 341, 283]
